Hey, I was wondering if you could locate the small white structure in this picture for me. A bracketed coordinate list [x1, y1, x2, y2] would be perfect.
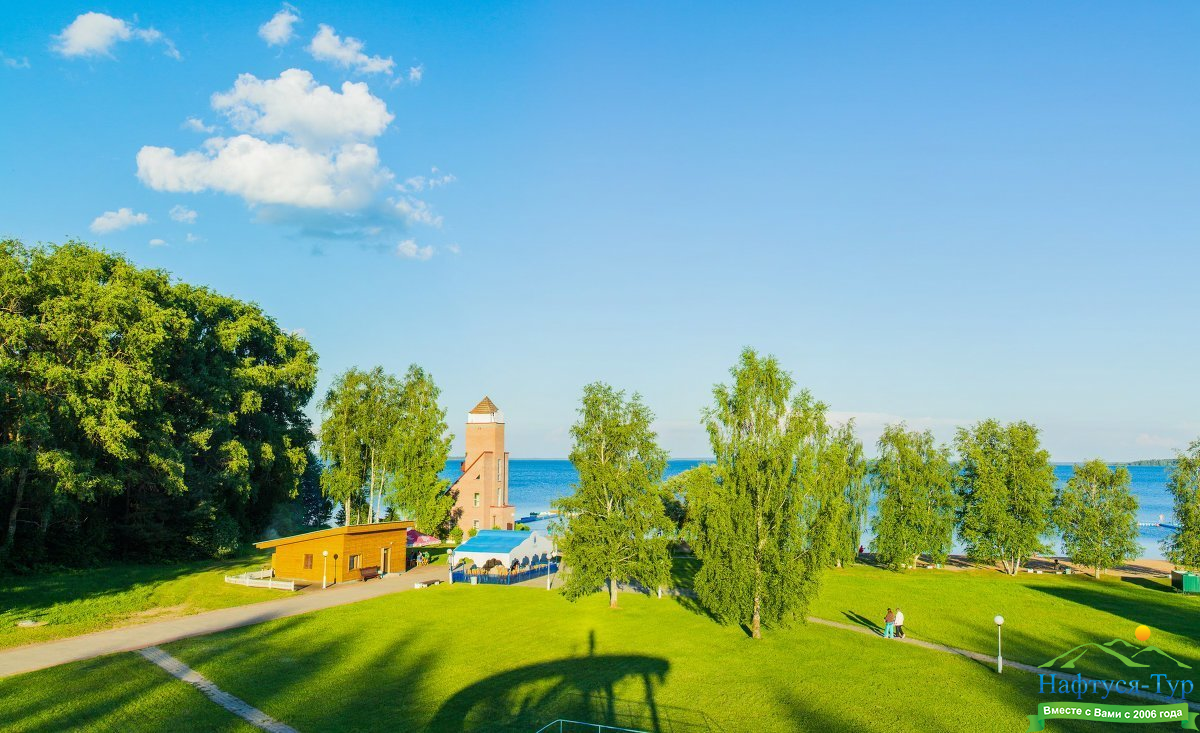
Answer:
[449, 529, 556, 570]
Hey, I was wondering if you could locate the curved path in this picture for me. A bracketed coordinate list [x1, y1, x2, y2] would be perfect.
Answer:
[0, 564, 448, 678]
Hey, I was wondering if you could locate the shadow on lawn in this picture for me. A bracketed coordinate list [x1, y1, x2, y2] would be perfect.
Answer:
[0, 552, 271, 621]
[840, 611, 882, 636]
[1027, 583, 1200, 644]
[0, 653, 244, 733]
[1120, 576, 1174, 594]
[427, 650, 679, 731]
[167, 615, 702, 733]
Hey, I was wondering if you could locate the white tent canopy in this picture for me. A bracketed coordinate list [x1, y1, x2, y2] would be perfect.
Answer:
[449, 529, 556, 568]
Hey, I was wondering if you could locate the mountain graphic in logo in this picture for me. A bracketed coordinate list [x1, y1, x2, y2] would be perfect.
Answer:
[1039, 639, 1192, 670]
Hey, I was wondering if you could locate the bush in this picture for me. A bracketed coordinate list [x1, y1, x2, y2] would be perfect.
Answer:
[467, 527, 478, 538]
[450, 527, 464, 544]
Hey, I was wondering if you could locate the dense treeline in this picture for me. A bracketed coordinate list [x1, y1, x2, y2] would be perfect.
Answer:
[554, 349, 870, 638]
[318, 365, 454, 536]
[551, 347, 1200, 639]
[0, 240, 317, 568]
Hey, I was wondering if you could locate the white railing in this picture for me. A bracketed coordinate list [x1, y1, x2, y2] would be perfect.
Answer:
[533, 721, 647, 733]
[224, 569, 295, 591]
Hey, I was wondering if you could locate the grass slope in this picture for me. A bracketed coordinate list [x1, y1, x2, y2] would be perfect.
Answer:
[810, 563, 1200, 684]
[0, 552, 278, 649]
[0, 653, 257, 733]
[152, 584, 1139, 732]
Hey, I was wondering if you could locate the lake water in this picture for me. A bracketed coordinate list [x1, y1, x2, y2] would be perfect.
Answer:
[444, 460, 1177, 560]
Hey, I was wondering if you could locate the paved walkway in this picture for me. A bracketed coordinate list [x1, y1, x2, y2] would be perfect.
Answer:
[139, 646, 298, 733]
[0, 564, 448, 678]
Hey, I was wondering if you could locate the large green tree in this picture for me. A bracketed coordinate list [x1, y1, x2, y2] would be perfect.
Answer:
[1164, 439, 1200, 570]
[387, 365, 454, 536]
[552, 382, 671, 608]
[955, 419, 1056, 575]
[318, 368, 401, 526]
[870, 424, 956, 570]
[0, 240, 316, 566]
[1055, 459, 1139, 578]
[685, 348, 847, 639]
[824, 422, 868, 568]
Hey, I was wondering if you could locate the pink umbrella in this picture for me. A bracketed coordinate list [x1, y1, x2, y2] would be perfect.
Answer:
[406, 528, 440, 547]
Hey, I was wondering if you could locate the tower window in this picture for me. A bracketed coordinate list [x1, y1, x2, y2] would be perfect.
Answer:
[473, 492, 480, 507]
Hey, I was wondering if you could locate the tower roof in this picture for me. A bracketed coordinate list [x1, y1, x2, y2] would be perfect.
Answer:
[470, 396, 500, 414]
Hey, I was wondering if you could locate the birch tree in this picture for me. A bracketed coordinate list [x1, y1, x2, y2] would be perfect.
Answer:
[686, 348, 845, 639]
[387, 365, 454, 536]
[955, 419, 1056, 575]
[1055, 459, 1139, 577]
[870, 424, 956, 569]
[1164, 439, 1200, 570]
[552, 383, 671, 609]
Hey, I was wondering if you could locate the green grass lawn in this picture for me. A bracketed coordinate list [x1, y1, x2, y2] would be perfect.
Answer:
[1, 561, 1194, 731]
[140, 584, 1149, 732]
[0, 551, 281, 649]
[0, 653, 257, 733]
[810, 563, 1200, 686]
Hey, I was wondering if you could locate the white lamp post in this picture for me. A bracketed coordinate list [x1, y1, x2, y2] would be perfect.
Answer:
[322, 550, 330, 590]
[994, 615, 1005, 673]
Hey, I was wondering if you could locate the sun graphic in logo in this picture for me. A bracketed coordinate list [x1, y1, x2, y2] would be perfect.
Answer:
[1134, 624, 1151, 643]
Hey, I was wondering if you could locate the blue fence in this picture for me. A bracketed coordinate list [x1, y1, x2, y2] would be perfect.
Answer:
[452, 562, 559, 585]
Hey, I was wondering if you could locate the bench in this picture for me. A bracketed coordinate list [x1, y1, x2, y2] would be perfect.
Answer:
[360, 566, 381, 582]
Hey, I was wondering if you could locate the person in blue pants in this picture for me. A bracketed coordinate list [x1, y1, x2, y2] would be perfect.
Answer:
[884, 608, 896, 638]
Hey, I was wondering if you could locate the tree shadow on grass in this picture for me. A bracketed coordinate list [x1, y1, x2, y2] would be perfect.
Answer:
[1027, 583, 1200, 644]
[426, 645, 677, 731]
[1121, 576, 1174, 594]
[0, 652, 248, 733]
[161, 599, 696, 733]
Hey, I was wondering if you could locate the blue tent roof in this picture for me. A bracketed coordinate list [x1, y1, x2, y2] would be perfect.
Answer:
[456, 529, 532, 554]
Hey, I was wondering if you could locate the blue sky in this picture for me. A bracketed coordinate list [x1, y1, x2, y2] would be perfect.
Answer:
[2, 2, 1198, 460]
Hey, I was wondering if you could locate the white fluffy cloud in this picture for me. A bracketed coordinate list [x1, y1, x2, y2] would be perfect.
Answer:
[408, 65, 423, 84]
[400, 167, 455, 193]
[212, 69, 393, 150]
[137, 67, 447, 243]
[183, 117, 215, 133]
[169, 204, 198, 223]
[259, 6, 301, 46]
[138, 135, 386, 209]
[307, 24, 394, 75]
[396, 239, 433, 260]
[393, 196, 442, 227]
[90, 207, 149, 233]
[139, 70, 401, 215]
[2, 53, 30, 69]
[53, 12, 179, 60]
[149, 238, 167, 247]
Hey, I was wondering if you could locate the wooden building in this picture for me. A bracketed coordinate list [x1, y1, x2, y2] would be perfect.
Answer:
[254, 520, 414, 585]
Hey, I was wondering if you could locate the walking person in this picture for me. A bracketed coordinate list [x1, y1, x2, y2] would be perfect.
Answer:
[884, 608, 896, 638]
[894, 607, 905, 639]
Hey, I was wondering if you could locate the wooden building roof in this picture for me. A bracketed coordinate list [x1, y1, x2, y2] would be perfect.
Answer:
[469, 396, 500, 414]
[254, 520, 414, 550]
